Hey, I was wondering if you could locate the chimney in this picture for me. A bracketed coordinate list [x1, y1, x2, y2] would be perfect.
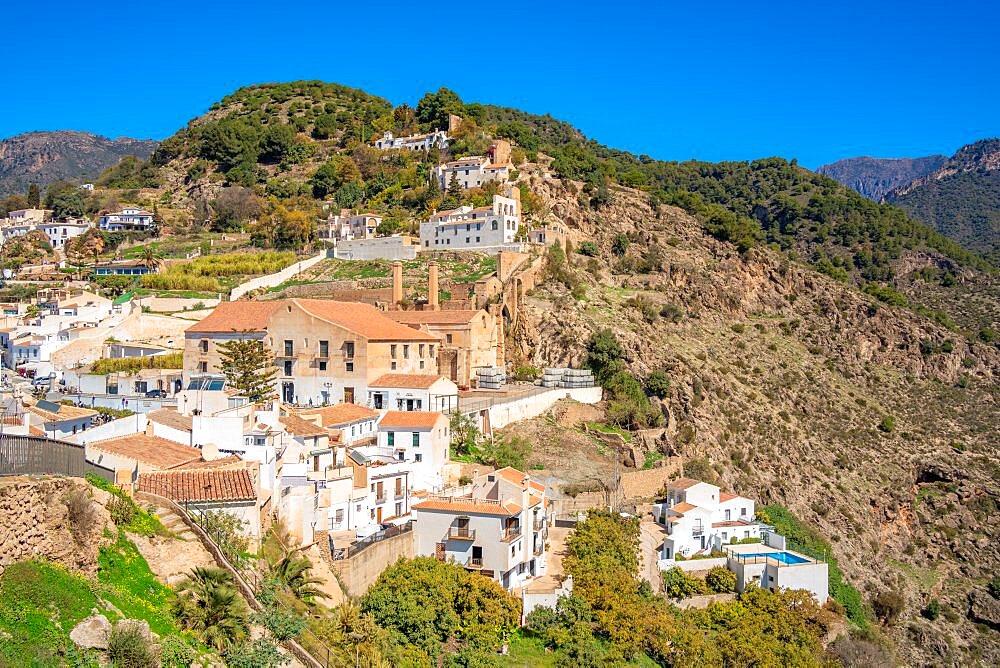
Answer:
[428, 261, 439, 311]
[391, 261, 403, 308]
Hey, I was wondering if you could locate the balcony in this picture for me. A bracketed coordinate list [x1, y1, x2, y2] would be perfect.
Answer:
[533, 542, 544, 556]
[375, 495, 387, 505]
[394, 491, 406, 500]
[500, 526, 522, 542]
[692, 524, 704, 537]
[533, 517, 546, 531]
[447, 527, 477, 541]
[466, 557, 483, 570]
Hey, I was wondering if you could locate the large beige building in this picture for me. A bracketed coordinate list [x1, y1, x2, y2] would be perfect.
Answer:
[387, 310, 500, 387]
[184, 299, 440, 406]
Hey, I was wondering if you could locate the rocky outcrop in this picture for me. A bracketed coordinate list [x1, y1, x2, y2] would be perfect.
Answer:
[0, 477, 112, 577]
[968, 590, 1000, 630]
[70, 614, 112, 650]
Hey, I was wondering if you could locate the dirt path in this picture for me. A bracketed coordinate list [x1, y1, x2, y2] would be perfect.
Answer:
[638, 518, 666, 589]
[127, 503, 215, 587]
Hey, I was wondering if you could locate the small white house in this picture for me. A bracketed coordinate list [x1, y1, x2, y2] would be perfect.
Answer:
[367, 373, 458, 412]
[295, 403, 379, 445]
[98, 207, 155, 232]
[375, 130, 448, 152]
[724, 534, 829, 604]
[376, 410, 449, 491]
[654, 478, 761, 559]
[420, 194, 520, 252]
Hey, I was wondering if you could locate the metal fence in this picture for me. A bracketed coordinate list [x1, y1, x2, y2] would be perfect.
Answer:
[331, 521, 413, 560]
[0, 433, 114, 481]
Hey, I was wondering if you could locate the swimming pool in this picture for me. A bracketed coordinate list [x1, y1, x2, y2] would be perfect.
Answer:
[757, 551, 810, 565]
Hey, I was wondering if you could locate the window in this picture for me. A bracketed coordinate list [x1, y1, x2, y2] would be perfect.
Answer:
[199, 362, 207, 373]
[741, 507, 748, 516]
[283, 361, 293, 376]
[446, 334, 453, 344]
[419, 344, 424, 357]
[345, 342, 355, 357]
[403, 345, 409, 359]
[412, 433, 419, 447]
[335, 509, 344, 523]
[415, 453, 423, 462]
[491, 221, 498, 230]
[725, 509, 731, 521]
[722, 532, 728, 540]
[200, 339, 208, 353]
[419, 360, 425, 370]
[319, 340, 329, 356]
[476, 237, 480, 243]
[429, 345, 435, 357]
[318, 361, 327, 371]
[397, 451, 404, 461]
[283, 340, 293, 356]
[346, 362, 354, 372]
[387, 432, 395, 446]
[391, 362, 396, 370]
[391, 344, 397, 358]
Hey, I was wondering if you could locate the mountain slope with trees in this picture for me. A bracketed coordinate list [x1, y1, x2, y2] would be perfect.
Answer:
[0, 130, 157, 196]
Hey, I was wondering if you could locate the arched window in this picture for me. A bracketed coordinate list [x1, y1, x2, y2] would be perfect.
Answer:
[491, 221, 498, 231]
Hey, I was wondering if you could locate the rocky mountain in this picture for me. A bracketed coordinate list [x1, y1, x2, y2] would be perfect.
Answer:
[507, 160, 999, 666]
[885, 139, 1000, 260]
[816, 155, 946, 201]
[0, 130, 157, 196]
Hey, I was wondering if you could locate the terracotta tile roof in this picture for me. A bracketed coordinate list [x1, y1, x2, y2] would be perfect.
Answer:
[89, 434, 203, 469]
[413, 496, 520, 517]
[369, 373, 447, 389]
[494, 467, 545, 493]
[671, 502, 698, 513]
[387, 310, 482, 325]
[378, 410, 444, 429]
[669, 477, 702, 490]
[279, 413, 329, 438]
[147, 408, 192, 433]
[26, 401, 97, 422]
[292, 299, 439, 341]
[137, 469, 256, 503]
[185, 301, 283, 334]
[719, 491, 746, 503]
[297, 403, 377, 427]
[172, 455, 244, 470]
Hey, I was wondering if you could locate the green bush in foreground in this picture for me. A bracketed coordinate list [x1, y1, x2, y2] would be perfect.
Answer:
[705, 566, 737, 593]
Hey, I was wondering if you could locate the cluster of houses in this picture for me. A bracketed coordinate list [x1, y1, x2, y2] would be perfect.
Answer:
[0, 206, 157, 256]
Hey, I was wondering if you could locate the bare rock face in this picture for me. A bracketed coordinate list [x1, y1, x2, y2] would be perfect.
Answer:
[0, 478, 111, 577]
[70, 614, 112, 650]
[968, 590, 1000, 630]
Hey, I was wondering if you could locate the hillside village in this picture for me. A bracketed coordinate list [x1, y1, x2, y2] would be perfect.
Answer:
[0, 81, 997, 668]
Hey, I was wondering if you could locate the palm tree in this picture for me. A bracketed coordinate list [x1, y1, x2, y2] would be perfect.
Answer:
[139, 246, 162, 272]
[171, 566, 249, 650]
[272, 553, 324, 602]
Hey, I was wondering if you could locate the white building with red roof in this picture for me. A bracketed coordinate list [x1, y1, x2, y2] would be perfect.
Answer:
[412, 467, 549, 590]
[653, 477, 760, 559]
[367, 373, 458, 412]
[373, 410, 449, 491]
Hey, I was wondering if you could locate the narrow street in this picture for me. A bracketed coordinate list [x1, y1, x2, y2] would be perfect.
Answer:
[639, 518, 666, 590]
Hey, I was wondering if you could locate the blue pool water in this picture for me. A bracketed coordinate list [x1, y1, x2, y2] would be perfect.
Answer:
[758, 551, 809, 564]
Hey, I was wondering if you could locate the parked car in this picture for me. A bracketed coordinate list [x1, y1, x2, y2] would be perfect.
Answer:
[144, 389, 167, 398]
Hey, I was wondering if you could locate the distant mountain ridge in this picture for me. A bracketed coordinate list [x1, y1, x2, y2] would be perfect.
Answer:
[0, 130, 157, 196]
[816, 154, 946, 201]
[885, 138, 1000, 259]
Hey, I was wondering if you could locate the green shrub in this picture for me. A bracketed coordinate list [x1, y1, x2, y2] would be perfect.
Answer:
[577, 241, 599, 257]
[922, 599, 941, 621]
[107, 620, 158, 668]
[645, 370, 670, 399]
[91, 351, 183, 374]
[107, 494, 136, 527]
[872, 590, 904, 626]
[878, 416, 895, 433]
[988, 575, 1000, 598]
[611, 234, 629, 256]
[705, 566, 736, 593]
[159, 635, 196, 668]
[662, 567, 706, 599]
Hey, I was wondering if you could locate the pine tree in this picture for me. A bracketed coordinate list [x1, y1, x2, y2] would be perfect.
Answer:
[442, 173, 462, 210]
[26, 183, 40, 208]
[216, 336, 277, 402]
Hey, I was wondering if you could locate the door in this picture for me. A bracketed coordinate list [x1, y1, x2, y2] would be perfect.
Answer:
[282, 382, 294, 404]
[376, 506, 383, 524]
[344, 387, 354, 404]
[373, 393, 383, 409]
[406, 398, 414, 411]
[376, 481, 384, 501]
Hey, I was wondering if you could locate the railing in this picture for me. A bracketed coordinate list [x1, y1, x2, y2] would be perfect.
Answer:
[692, 524, 704, 537]
[375, 494, 387, 504]
[533, 542, 544, 556]
[533, 517, 546, 531]
[0, 433, 114, 481]
[500, 526, 522, 542]
[394, 491, 405, 500]
[447, 527, 476, 540]
[331, 521, 413, 560]
[466, 556, 483, 569]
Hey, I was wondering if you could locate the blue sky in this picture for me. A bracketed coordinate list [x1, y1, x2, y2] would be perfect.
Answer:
[4, 0, 996, 168]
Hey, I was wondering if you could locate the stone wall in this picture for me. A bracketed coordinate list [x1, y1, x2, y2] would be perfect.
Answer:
[0, 477, 110, 577]
[325, 529, 416, 597]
